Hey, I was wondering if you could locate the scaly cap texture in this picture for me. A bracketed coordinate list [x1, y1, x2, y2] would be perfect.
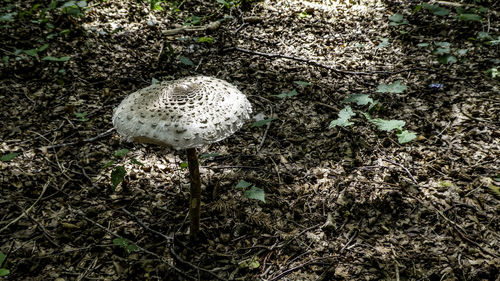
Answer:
[112, 76, 252, 150]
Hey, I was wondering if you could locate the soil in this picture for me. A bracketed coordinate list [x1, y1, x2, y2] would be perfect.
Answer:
[1, 0, 499, 280]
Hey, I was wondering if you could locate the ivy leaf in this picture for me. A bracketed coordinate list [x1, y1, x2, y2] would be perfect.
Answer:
[437, 55, 457, 64]
[422, 3, 449, 16]
[343, 94, 374, 105]
[1, 152, 19, 162]
[273, 89, 298, 99]
[235, 179, 252, 189]
[114, 149, 129, 157]
[179, 56, 194, 66]
[329, 106, 355, 128]
[251, 118, 273, 128]
[244, 186, 266, 202]
[42, 56, 70, 61]
[376, 81, 407, 94]
[396, 130, 417, 143]
[111, 166, 126, 189]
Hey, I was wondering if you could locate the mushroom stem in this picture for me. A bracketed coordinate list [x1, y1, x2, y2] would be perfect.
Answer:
[186, 147, 201, 239]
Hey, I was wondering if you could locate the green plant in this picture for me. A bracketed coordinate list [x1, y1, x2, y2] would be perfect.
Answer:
[235, 180, 265, 202]
[216, 0, 240, 9]
[0, 251, 9, 277]
[113, 238, 139, 254]
[1, 152, 19, 162]
[105, 149, 143, 190]
[329, 83, 417, 144]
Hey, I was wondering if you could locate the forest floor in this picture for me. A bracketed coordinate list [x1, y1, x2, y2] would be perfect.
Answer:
[1, 0, 499, 280]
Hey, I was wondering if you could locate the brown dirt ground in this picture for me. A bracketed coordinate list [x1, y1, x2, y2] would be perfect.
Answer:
[1, 0, 499, 280]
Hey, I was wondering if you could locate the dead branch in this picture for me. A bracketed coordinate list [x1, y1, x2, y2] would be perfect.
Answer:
[0, 180, 50, 233]
[44, 128, 115, 149]
[162, 21, 221, 36]
[228, 46, 434, 76]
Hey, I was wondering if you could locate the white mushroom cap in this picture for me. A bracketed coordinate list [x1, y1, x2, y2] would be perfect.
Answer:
[112, 76, 252, 150]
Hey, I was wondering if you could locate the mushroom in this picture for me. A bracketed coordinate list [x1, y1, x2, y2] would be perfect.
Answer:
[112, 76, 252, 239]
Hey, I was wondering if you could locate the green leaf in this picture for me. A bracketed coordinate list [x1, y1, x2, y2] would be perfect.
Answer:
[456, 13, 481, 22]
[435, 42, 450, 48]
[200, 153, 220, 159]
[377, 38, 389, 48]
[1, 152, 19, 162]
[251, 118, 273, 128]
[293, 80, 311, 87]
[197, 36, 214, 43]
[24, 49, 39, 57]
[422, 4, 449, 16]
[130, 158, 143, 166]
[376, 81, 407, 94]
[235, 179, 252, 189]
[389, 13, 403, 22]
[329, 106, 355, 128]
[432, 47, 450, 55]
[488, 184, 500, 199]
[179, 55, 194, 66]
[111, 166, 126, 189]
[42, 56, 70, 61]
[38, 43, 49, 52]
[343, 94, 374, 105]
[0, 251, 5, 265]
[151, 77, 159, 85]
[477, 32, 492, 41]
[113, 238, 138, 254]
[396, 130, 417, 143]
[368, 118, 406, 132]
[272, 89, 298, 99]
[180, 162, 188, 169]
[457, 49, 468, 55]
[102, 160, 114, 168]
[0, 268, 9, 277]
[389, 13, 408, 26]
[114, 149, 129, 157]
[75, 111, 88, 121]
[244, 186, 265, 202]
[417, 43, 429, 47]
[0, 12, 17, 22]
[437, 55, 457, 64]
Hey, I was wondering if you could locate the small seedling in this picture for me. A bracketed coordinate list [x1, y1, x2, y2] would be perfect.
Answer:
[251, 118, 273, 128]
[235, 180, 265, 202]
[113, 238, 139, 254]
[75, 112, 88, 122]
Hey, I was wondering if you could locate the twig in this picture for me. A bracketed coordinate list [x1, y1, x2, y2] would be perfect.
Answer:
[71, 209, 194, 280]
[45, 128, 115, 149]
[169, 247, 228, 281]
[382, 158, 418, 184]
[257, 105, 273, 152]
[228, 47, 433, 76]
[0, 180, 50, 233]
[268, 257, 332, 281]
[121, 208, 173, 241]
